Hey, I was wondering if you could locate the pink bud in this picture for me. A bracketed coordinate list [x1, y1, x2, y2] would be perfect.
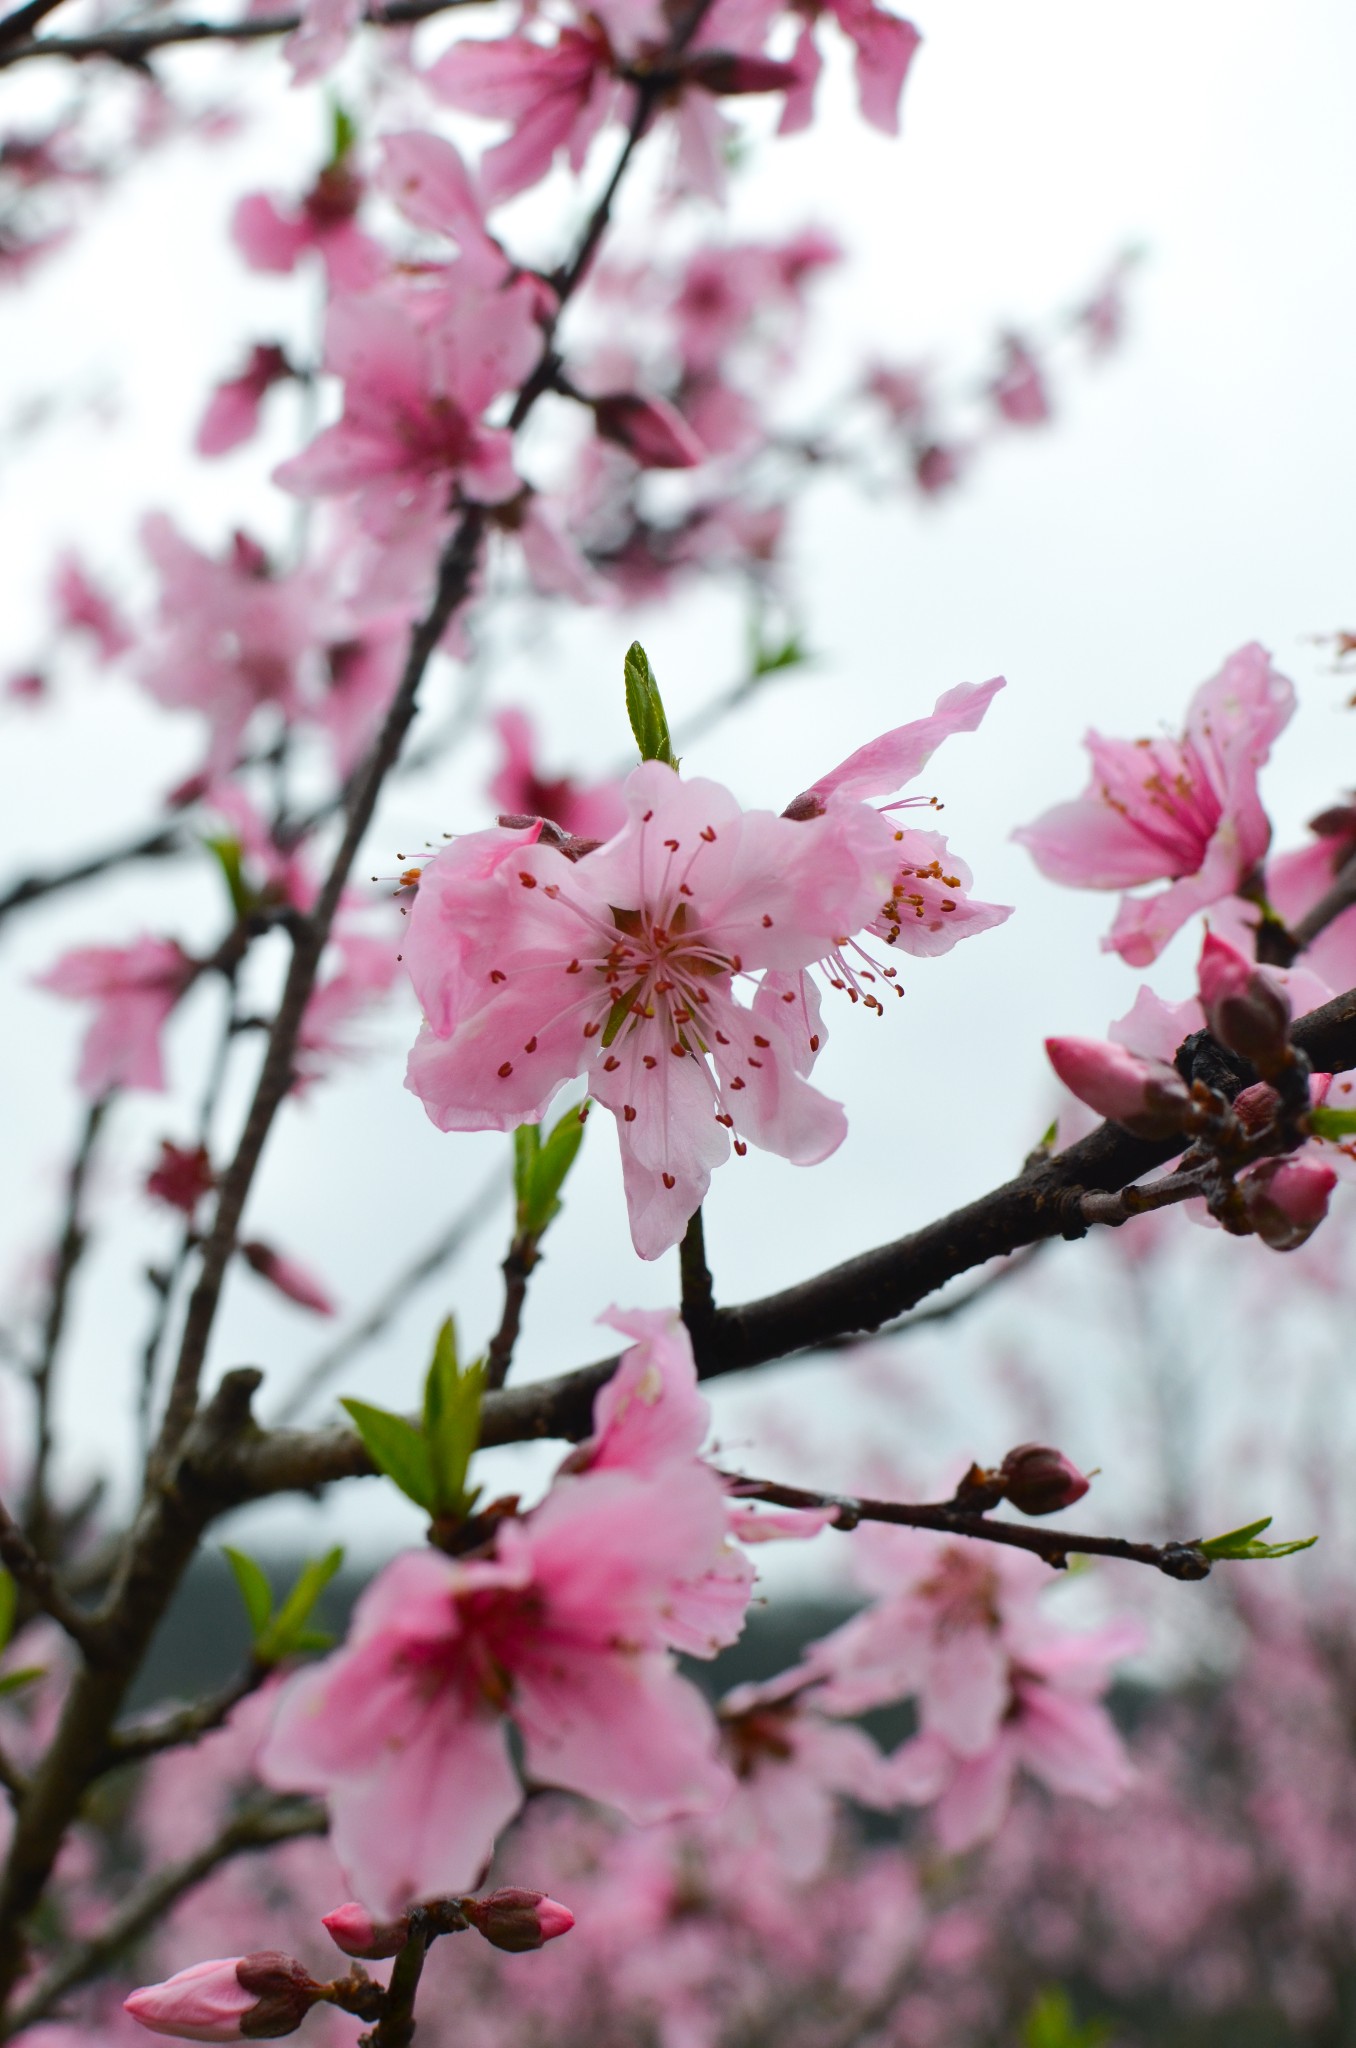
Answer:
[1045, 1036, 1193, 1139]
[461, 1888, 576, 1953]
[999, 1443, 1091, 1517]
[124, 1954, 319, 2041]
[1197, 931, 1291, 1073]
[240, 1241, 336, 1316]
[681, 50, 803, 95]
[591, 394, 707, 470]
[321, 1903, 409, 1960]
[1237, 1153, 1337, 1251]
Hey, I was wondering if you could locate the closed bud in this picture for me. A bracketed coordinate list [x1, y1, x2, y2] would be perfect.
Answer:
[1045, 1035, 1194, 1139]
[1237, 1153, 1336, 1251]
[591, 394, 707, 470]
[1197, 932, 1291, 1074]
[460, 1888, 575, 1953]
[321, 1903, 410, 1960]
[999, 1443, 1091, 1517]
[125, 1954, 321, 2042]
[680, 50, 803, 95]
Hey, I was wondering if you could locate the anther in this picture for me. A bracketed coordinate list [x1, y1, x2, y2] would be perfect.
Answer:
[624, 1105, 637, 1122]
[524, 1036, 537, 1053]
[753, 1035, 770, 1048]
[603, 1055, 620, 1071]
[700, 826, 716, 842]
[518, 873, 537, 888]
[662, 1172, 676, 1189]
[498, 1061, 513, 1078]
[490, 970, 507, 984]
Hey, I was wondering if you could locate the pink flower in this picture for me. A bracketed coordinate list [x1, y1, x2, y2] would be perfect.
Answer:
[52, 551, 132, 662]
[196, 344, 293, 458]
[124, 1954, 319, 2041]
[404, 762, 891, 1258]
[591, 392, 708, 470]
[144, 1140, 214, 1217]
[261, 1469, 738, 1913]
[1197, 929, 1291, 1072]
[425, 23, 621, 206]
[1014, 644, 1296, 966]
[274, 283, 542, 528]
[569, 1307, 712, 1478]
[779, 0, 921, 137]
[375, 130, 523, 289]
[35, 936, 194, 1095]
[990, 334, 1050, 426]
[233, 161, 385, 292]
[487, 708, 627, 843]
[283, 0, 361, 83]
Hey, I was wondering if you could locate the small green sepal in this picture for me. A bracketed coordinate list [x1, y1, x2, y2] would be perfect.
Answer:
[1199, 1515, 1318, 1561]
[624, 641, 678, 768]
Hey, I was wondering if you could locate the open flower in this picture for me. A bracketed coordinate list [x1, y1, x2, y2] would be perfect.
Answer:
[1015, 644, 1295, 966]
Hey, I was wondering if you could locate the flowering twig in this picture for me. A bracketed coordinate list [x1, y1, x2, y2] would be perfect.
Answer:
[719, 1472, 1212, 1581]
[0, 1798, 326, 2040]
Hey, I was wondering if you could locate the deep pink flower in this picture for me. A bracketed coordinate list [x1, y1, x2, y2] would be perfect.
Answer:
[35, 937, 194, 1095]
[1014, 644, 1296, 966]
[196, 344, 293, 458]
[145, 1140, 214, 1217]
[488, 708, 627, 843]
[261, 1467, 739, 1913]
[404, 762, 891, 1258]
[1197, 929, 1291, 1071]
[321, 1902, 407, 1959]
[52, 551, 132, 662]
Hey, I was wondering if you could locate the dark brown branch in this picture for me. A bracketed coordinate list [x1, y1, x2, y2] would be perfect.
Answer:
[1, 1797, 326, 2039]
[365, 1907, 436, 2048]
[720, 1473, 1211, 1581]
[483, 1236, 536, 1393]
[0, 826, 181, 929]
[0, 0, 69, 51]
[0, 1501, 97, 1652]
[679, 1206, 716, 1345]
[1291, 846, 1356, 955]
[0, 0, 483, 67]
[818, 1244, 1044, 1350]
[270, 1164, 506, 1424]
[26, 1094, 112, 1557]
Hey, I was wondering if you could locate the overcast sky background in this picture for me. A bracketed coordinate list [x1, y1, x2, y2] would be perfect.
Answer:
[2, 0, 1354, 1586]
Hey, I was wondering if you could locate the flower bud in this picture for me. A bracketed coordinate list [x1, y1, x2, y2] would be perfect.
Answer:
[240, 1241, 336, 1316]
[321, 1903, 410, 1960]
[999, 1443, 1091, 1517]
[1045, 1036, 1193, 1139]
[460, 1888, 575, 1953]
[1197, 932, 1291, 1074]
[591, 394, 707, 470]
[680, 50, 803, 95]
[1237, 1153, 1336, 1251]
[125, 1954, 320, 2042]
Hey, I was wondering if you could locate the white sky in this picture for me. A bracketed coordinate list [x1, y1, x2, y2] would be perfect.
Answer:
[1, 0, 1353, 1579]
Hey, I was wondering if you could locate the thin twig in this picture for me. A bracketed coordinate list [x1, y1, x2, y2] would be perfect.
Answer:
[272, 1163, 507, 1424]
[27, 1095, 112, 1559]
[0, 1501, 97, 1652]
[103, 1662, 266, 1767]
[0, 0, 483, 66]
[1, 1799, 326, 2038]
[483, 1236, 535, 1393]
[365, 1907, 435, 2048]
[719, 1472, 1212, 1581]
[0, 825, 182, 930]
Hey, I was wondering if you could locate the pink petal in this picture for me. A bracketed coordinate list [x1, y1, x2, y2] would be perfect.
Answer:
[796, 676, 1005, 807]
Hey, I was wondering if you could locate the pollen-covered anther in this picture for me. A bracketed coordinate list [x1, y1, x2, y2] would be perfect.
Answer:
[729, 1076, 745, 1091]
[761, 914, 773, 928]
[566, 959, 582, 974]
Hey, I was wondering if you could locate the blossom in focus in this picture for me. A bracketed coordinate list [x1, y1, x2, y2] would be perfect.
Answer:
[35, 936, 194, 1095]
[1236, 1153, 1337, 1252]
[262, 1472, 739, 1914]
[404, 760, 892, 1258]
[1014, 644, 1296, 966]
[487, 707, 627, 842]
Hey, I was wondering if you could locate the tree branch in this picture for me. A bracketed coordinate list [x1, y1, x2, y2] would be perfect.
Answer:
[0, 0, 483, 67]
[0, 825, 182, 928]
[720, 1472, 1212, 1581]
[0, 1501, 97, 1653]
[103, 1662, 266, 1768]
[1, 1797, 326, 2038]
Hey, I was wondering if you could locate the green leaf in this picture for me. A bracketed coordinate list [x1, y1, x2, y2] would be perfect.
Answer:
[1201, 1516, 1318, 1561]
[1021, 1987, 1110, 2048]
[623, 641, 677, 768]
[0, 1666, 46, 1700]
[223, 1546, 274, 1637]
[1309, 1105, 1356, 1140]
[0, 1569, 15, 1656]
[202, 835, 253, 920]
[751, 631, 807, 678]
[520, 1103, 589, 1236]
[330, 100, 357, 164]
[512, 1125, 541, 1227]
[340, 1399, 436, 1512]
[423, 1319, 484, 1517]
[256, 1547, 345, 1664]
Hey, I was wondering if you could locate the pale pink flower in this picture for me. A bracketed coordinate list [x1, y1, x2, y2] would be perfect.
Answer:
[569, 1306, 712, 1477]
[487, 707, 627, 842]
[715, 1690, 897, 1881]
[274, 282, 542, 528]
[404, 762, 891, 1258]
[233, 161, 385, 291]
[35, 936, 193, 1095]
[1014, 644, 1296, 966]
[261, 1469, 738, 1913]
[425, 22, 621, 206]
[779, 0, 921, 137]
